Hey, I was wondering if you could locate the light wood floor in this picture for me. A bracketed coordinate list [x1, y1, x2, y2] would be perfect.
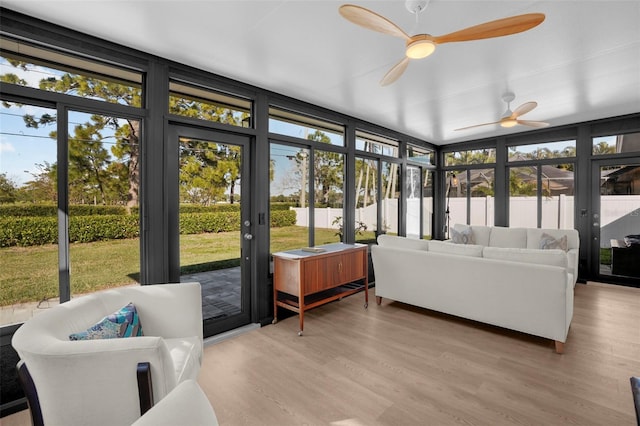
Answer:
[3, 282, 639, 425]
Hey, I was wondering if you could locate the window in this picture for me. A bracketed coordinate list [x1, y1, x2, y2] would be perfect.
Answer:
[593, 132, 640, 155]
[1, 36, 142, 107]
[354, 157, 378, 243]
[381, 161, 400, 235]
[269, 108, 344, 146]
[407, 145, 434, 165]
[508, 164, 574, 229]
[1, 102, 58, 326]
[445, 148, 495, 166]
[169, 82, 251, 127]
[269, 143, 310, 252]
[508, 140, 576, 161]
[67, 111, 141, 297]
[314, 149, 344, 243]
[356, 131, 398, 157]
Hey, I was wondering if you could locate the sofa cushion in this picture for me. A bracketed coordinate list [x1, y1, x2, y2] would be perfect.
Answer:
[69, 302, 144, 340]
[483, 246, 567, 269]
[451, 226, 475, 244]
[470, 226, 492, 247]
[429, 240, 483, 257]
[377, 234, 429, 251]
[539, 232, 568, 251]
[489, 227, 527, 248]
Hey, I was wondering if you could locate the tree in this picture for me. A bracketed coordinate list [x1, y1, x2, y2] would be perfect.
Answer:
[0, 173, 18, 203]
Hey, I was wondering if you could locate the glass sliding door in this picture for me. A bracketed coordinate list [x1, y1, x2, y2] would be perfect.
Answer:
[169, 126, 251, 337]
[593, 161, 640, 281]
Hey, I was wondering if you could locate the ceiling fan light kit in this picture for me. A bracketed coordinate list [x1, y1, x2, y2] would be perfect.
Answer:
[406, 36, 436, 59]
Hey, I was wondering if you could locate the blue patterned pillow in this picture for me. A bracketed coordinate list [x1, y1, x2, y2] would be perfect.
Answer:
[539, 233, 568, 251]
[451, 227, 475, 245]
[69, 302, 144, 340]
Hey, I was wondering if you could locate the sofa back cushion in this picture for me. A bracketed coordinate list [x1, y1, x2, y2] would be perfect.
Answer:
[483, 246, 567, 269]
[470, 225, 492, 246]
[489, 226, 527, 248]
[429, 240, 483, 257]
[377, 234, 429, 251]
[526, 228, 579, 251]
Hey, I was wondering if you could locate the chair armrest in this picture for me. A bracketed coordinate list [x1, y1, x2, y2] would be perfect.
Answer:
[131, 380, 218, 426]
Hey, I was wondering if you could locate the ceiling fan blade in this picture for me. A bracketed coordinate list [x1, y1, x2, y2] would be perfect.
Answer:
[339, 4, 410, 40]
[517, 120, 549, 128]
[512, 101, 537, 118]
[380, 57, 410, 86]
[454, 121, 501, 131]
[433, 13, 545, 44]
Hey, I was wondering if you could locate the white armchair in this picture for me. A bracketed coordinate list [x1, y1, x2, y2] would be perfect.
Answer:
[12, 282, 203, 426]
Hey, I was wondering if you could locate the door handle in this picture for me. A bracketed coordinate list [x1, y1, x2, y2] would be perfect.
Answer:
[243, 233, 253, 240]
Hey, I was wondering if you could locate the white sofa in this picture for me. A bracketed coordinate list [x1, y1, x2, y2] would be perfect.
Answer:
[12, 282, 204, 426]
[371, 226, 579, 353]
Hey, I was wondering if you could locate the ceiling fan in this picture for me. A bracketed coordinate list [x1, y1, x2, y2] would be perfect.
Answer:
[455, 92, 550, 131]
[339, 1, 545, 86]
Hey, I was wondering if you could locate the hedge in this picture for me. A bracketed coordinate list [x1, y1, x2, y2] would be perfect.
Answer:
[0, 209, 297, 247]
[0, 203, 247, 217]
[0, 204, 128, 217]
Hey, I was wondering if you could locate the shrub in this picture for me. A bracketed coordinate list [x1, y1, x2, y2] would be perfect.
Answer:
[271, 210, 296, 227]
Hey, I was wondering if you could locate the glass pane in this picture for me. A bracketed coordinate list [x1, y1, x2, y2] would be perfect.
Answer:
[67, 111, 141, 298]
[355, 131, 398, 157]
[314, 149, 344, 244]
[0, 102, 58, 326]
[541, 164, 575, 229]
[509, 166, 538, 227]
[445, 170, 466, 237]
[178, 137, 243, 319]
[422, 170, 433, 239]
[269, 143, 310, 252]
[354, 157, 378, 243]
[600, 164, 640, 278]
[169, 82, 251, 128]
[445, 148, 496, 166]
[1, 37, 142, 107]
[407, 145, 435, 165]
[469, 168, 495, 227]
[508, 140, 576, 161]
[593, 132, 640, 155]
[381, 161, 399, 235]
[406, 166, 421, 238]
[269, 108, 344, 146]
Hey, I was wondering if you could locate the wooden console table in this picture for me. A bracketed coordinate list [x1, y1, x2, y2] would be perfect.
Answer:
[272, 243, 368, 335]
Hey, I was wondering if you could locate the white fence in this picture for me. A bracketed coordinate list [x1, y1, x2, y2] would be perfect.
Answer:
[290, 195, 640, 245]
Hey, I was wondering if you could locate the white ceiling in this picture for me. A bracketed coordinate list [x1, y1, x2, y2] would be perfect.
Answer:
[3, 0, 640, 145]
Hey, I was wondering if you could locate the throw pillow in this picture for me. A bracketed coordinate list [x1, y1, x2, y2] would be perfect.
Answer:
[451, 227, 474, 245]
[69, 302, 144, 340]
[539, 232, 568, 251]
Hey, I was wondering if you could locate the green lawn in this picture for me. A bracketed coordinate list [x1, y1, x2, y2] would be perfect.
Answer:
[0, 226, 376, 306]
